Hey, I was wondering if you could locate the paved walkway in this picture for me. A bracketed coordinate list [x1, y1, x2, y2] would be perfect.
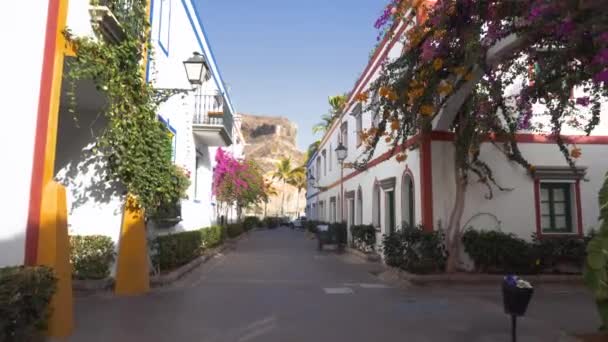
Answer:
[68, 227, 599, 341]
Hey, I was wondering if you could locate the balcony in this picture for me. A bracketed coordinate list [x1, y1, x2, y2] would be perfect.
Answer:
[192, 93, 233, 147]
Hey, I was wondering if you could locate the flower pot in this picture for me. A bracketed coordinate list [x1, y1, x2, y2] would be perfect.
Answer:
[502, 283, 534, 316]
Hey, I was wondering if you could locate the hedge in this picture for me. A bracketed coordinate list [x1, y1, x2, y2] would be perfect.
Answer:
[154, 230, 203, 271]
[226, 223, 244, 238]
[0, 266, 57, 341]
[263, 217, 280, 229]
[69, 235, 115, 280]
[202, 225, 225, 248]
[382, 226, 446, 274]
[351, 224, 376, 252]
[153, 226, 227, 272]
[462, 229, 590, 274]
[243, 216, 261, 231]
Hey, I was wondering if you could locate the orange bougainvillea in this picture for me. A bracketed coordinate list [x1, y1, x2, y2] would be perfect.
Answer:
[395, 152, 408, 162]
[438, 82, 453, 95]
[420, 105, 435, 116]
[355, 92, 369, 103]
[570, 147, 582, 159]
[390, 119, 400, 131]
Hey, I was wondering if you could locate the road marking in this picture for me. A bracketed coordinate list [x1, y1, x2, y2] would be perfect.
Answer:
[324, 287, 354, 294]
[359, 283, 390, 289]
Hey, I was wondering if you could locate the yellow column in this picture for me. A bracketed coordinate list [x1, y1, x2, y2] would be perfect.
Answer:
[114, 196, 150, 295]
[37, 182, 74, 337]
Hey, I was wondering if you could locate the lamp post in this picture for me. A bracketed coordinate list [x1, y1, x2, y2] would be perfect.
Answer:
[335, 142, 347, 222]
[183, 52, 210, 122]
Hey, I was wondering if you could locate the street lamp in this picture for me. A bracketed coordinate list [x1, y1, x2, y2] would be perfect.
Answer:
[183, 52, 209, 85]
[335, 142, 347, 222]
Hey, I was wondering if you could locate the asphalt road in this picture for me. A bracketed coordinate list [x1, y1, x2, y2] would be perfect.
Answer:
[68, 227, 599, 342]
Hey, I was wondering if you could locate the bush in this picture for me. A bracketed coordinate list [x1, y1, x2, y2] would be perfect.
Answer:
[69, 235, 115, 280]
[382, 226, 447, 274]
[154, 230, 203, 271]
[532, 234, 587, 270]
[462, 230, 537, 274]
[0, 266, 57, 341]
[329, 222, 348, 245]
[243, 216, 261, 231]
[201, 225, 224, 248]
[263, 217, 279, 229]
[351, 224, 376, 252]
[226, 223, 244, 238]
[305, 220, 320, 233]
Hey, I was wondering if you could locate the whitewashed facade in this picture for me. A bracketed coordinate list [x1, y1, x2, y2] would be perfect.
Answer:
[305, 10, 608, 258]
[8, 1, 242, 267]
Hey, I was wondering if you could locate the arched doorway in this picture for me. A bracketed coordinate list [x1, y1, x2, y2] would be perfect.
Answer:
[401, 171, 415, 229]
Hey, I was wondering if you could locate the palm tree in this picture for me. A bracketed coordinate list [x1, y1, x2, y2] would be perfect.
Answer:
[262, 179, 278, 218]
[272, 157, 304, 216]
[312, 114, 334, 135]
[288, 172, 307, 217]
[312, 94, 349, 136]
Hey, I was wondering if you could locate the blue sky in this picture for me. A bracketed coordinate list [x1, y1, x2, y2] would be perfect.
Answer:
[194, 0, 386, 150]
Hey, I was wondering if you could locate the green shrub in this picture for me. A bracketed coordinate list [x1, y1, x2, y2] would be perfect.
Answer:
[305, 220, 319, 233]
[154, 230, 203, 271]
[462, 230, 537, 274]
[243, 216, 261, 231]
[351, 224, 376, 252]
[201, 225, 224, 248]
[263, 217, 279, 229]
[0, 266, 57, 341]
[226, 223, 244, 238]
[382, 226, 447, 274]
[329, 222, 348, 245]
[532, 234, 587, 270]
[69, 235, 115, 280]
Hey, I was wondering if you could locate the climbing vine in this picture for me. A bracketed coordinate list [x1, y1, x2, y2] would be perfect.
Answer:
[65, 0, 189, 216]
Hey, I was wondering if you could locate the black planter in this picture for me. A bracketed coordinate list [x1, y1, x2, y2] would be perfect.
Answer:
[502, 283, 534, 316]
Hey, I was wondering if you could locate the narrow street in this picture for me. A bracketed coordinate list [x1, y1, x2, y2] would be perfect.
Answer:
[69, 228, 599, 342]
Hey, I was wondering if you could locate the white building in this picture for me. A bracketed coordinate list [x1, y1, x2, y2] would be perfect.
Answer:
[1, 0, 242, 267]
[305, 6, 608, 257]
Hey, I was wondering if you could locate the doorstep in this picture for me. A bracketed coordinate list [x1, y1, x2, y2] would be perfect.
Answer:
[378, 267, 584, 286]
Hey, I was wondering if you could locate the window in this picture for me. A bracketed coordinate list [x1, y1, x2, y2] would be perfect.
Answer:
[322, 150, 327, 176]
[386, 190, 396, 234]
[356, 187, 363, 225]
[316, 157, 321, 180]
[330, 197, 337, 223]
[540, 182, 574, 233]
[158, 0, 172, 56]
[340, 121, 348, 149]
[356, 113, 363, 146]
[372, 182, 381, 228]
[401, 173, 415, 228]
[329, 143, 333, 172]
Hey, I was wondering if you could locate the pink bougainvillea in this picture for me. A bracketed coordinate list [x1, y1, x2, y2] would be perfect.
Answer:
[212, 148, 248, 198]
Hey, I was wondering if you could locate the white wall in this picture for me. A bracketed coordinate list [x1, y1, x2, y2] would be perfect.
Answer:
[432, 140, 608, 240]
[0, 2, 50, 266]
[149, 0, 244, 231]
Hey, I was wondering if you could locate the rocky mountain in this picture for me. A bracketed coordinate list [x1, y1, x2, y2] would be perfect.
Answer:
[241, 114, 306, 218]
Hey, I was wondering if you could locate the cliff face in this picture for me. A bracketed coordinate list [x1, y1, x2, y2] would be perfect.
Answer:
[241, 114, 306, 217]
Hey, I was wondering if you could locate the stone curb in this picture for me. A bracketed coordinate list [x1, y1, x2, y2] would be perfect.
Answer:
[150, 231, 249, 287]
[379, 267, 584, 286]
[345, 247, 382, 262]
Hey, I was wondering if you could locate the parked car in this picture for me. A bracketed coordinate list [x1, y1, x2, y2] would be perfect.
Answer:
[289, 217, 307, 230]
